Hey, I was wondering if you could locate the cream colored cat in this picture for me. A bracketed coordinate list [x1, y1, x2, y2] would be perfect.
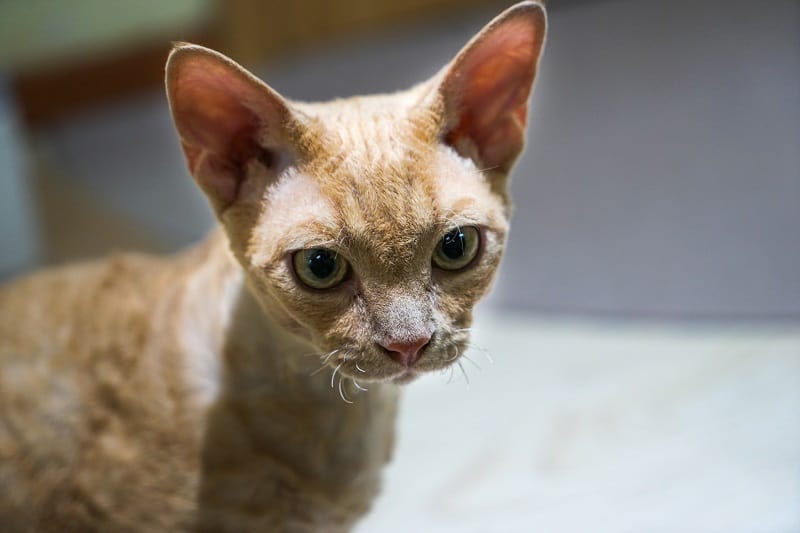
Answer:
[0, 2, 546, 531]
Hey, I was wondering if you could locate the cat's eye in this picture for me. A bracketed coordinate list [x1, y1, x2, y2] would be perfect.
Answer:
[432, 226, 480, 271]
[292, 249, 349, 290]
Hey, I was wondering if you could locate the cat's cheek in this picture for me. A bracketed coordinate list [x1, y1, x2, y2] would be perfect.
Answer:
[258, 270, 358, 346]
[433, 262, 503, 331]
[238, 273, 309, 337]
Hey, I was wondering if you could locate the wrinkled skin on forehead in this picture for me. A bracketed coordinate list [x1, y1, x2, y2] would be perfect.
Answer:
[233, 95, 509, 383]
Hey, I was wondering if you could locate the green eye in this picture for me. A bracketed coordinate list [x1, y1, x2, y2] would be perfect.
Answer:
[432, 226, 480, 271]
[292, 249, 349, 289]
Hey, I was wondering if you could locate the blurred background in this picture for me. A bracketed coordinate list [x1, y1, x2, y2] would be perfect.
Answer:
[0, 0, 798, 531]
[0, 0, 798, 320]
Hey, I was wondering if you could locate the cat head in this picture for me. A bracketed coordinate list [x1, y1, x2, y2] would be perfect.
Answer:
[166, 1, 546, 383]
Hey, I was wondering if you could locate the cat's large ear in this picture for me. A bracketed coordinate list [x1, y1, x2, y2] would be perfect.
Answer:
[434, 1, 546, 175]
[166, 44, 296, 213]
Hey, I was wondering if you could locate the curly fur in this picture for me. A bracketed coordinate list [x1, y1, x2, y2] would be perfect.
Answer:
[0, 3, 546, 531]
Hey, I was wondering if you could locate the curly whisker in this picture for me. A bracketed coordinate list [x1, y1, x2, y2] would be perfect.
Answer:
[355, 362, 366, 373]
[331, 363, 343, 388]
[353, 379, 368, 392]
[322, 348, 344, 364]
[445, 345, 460, 363]
[310, 349, 352, 377]
[338, 377, 354, 404]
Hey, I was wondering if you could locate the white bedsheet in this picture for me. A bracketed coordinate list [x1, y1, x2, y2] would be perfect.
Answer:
[356, 312, 800, 533]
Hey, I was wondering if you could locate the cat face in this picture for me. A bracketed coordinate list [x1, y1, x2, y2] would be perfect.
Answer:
[245, 101, 510, 383]
[166, 2, 546, 383]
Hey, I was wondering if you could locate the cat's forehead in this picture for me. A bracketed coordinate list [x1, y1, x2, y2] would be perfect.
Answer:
[295, 98, 433, 229]
[251, 95, 505, 268]
[295, 92, 437, 168]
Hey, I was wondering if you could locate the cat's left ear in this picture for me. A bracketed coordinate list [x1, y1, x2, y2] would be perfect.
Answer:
[434, 1, 546, 175]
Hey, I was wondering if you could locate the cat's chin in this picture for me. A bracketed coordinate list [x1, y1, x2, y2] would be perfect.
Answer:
[390, 369, 421, 385]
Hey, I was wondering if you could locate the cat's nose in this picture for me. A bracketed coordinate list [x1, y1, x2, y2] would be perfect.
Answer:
[379, 335, 431, 367]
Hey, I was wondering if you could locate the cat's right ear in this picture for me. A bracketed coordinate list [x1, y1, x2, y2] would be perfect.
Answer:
[166, 44, 296, 213]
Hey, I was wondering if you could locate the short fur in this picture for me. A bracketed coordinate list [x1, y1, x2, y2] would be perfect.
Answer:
[0, 3, 546, 531]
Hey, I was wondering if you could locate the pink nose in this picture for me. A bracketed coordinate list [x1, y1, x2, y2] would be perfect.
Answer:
[380, 336, 431, 367]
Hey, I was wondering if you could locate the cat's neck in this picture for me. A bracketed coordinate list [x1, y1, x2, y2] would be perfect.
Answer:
[175, 229, 371, 402]
[173, 230, 398, 520]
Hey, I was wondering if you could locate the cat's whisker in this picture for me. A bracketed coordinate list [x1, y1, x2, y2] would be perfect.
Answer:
[446, 365, 455, 384]
[331, 363, 343, 388]
[355, 362, 366, 373]
[353, 379, 368, 392]
[461, 354, 481, 371]
[444, 345, 460, 363]
[321, 348, 342, 364]
[453, 328, 474, 333]
[309, 363, 330, 377]
[307, 349, 344, 375]
[457, 360, 470, 385]
[467, 343, 494, 365]
[338, 377, 354, 404]
[303, 347, 343, 360]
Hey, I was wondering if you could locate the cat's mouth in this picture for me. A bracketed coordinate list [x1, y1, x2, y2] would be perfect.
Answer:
[316, 334, 470, 386]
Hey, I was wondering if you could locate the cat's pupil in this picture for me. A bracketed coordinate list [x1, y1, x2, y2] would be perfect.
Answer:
[307, 249, 336, 279]
[441, 229, 466, 259]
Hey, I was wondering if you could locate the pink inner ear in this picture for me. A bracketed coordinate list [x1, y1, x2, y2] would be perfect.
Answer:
[168, 51, 285, 208]
[445, 15, 544, 172]
[175, 74, 260, 164]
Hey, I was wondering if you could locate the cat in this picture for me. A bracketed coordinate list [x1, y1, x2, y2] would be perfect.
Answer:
[0, 2, 546, 531]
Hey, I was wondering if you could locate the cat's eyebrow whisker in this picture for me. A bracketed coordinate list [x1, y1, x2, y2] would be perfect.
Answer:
[352, 379, 368, 392]
[331, 363, 343, 388]
[338, 377, 354, 404]
[332, 225, 348, 251]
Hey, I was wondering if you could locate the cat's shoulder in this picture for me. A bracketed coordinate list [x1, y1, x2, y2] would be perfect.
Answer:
[3, 251, 163, 305]
[0, 251, 180, 349]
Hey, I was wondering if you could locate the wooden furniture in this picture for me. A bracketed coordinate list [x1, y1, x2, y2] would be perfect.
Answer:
[3, 0, 506, 127]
